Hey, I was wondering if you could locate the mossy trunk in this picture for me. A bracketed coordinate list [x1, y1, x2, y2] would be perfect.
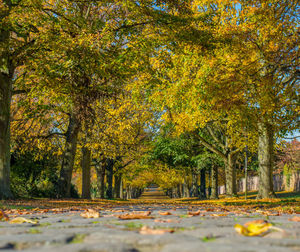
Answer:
[57, 113, 80, 198]
[210, 164, 218, 199]
[0, 27, 13, 199]
[81, 147, 91, 199]
[225, 153, 237, 197]
[257, 121, 276, 199]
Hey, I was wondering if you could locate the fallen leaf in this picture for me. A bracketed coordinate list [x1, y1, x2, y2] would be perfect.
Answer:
[187, 210, 201, 216]
[211, 213, 228, 217]
[10, 217, 38, 224]
[288, 216, 300, 222]
[132, 211, 151, 216]
[118, 214, 154, 220]
[235, 220, 272, 236]
[80, 209, 100, 218]
[0, 210, 9, 221]
[139, 225, 174, 235]
[158, 211, 172, 216]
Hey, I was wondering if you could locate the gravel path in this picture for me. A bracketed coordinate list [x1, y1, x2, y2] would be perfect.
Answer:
[0, 187, 299, 252]
[0, 204, 300, 252]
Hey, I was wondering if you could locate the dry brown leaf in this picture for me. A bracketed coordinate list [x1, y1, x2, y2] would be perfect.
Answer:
[0, 210, 9, 221]
[288, 216, 300, 222]
[187, 210, 201, 216]
[80, 209, 100, 218]
[10, 217, 38, 224]
[132, 211, 151, 216]
[158, 211, 172, 216]
[118, 214, 154, 220]
[111, 209, 124, 213]
[139, 225, 174, 235]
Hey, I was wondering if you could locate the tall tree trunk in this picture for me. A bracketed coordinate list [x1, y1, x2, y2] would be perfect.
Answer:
[190, 167, 198, 197]
[0, 27, 13, 199]
[106, 158, 114, 199]
[200, 169, 206, 199]
[182, 175, 189, 197]
[81, 147, 91, 199]
[211, 164, 218, 199]
[95, 159, 106, 198]
[225, 153, 237, 197]
[57, 113, 80, 198]
[257, 121, 276, 199]
[114, 173, 122, 198]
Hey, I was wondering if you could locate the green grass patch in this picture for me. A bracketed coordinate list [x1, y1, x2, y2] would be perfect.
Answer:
[27, 228, 41, 234]
[68, 234, 86, 244]
[124, 222, 144, 229]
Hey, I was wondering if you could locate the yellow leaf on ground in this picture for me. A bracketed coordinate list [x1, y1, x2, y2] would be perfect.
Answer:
[10, 217, 38, 224]
[139, 225, 174, 235]
[235, 220, 272, 236]
[80, 209, 100, 218]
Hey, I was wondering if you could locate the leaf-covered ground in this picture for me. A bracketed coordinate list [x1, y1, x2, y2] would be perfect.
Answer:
[0, 190, 299, 251]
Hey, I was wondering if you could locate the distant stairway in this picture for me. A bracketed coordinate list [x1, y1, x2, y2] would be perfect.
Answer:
[139, 185, 169, 200]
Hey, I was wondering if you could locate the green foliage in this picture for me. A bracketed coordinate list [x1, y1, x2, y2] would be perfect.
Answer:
[10, 151, 78, 198]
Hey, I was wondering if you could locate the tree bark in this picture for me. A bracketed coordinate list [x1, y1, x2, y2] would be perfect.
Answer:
[257, 121, 276, 199]
[182, 175, 189, 197]
[190, 167, 198, 197]
[57, 113, 80, 198]
[106, 158, 114, 199]
[0, 27, 13, 199]
[200, 169, 207, 199]
[225, 153, 237, 197]
[95, 159, 106, 198]
[114, 173, 122, 198]
[81, 147, 91, 199]
[211, 164, 218, 199]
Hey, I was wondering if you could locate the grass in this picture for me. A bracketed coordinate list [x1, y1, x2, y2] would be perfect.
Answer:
[27, 228, 41, 234]
[124, 222, 144, 230]
[68, 234, 86, 244]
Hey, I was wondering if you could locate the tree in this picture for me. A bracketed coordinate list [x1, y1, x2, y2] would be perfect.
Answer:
[134, 0, 299, 198]
[0, 0, 49, 199]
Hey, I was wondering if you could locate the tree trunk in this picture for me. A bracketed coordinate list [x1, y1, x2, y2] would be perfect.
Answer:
[211, 164, 219, 199]
[95, 159, 106, 198]
[114, 173, 122, 198]
[81, 147, 91, 199]
[225, 153, 237, 197]
[57, 113, 80, 198]
[190, 168, 198, 197]
[106, 158, 114, 199]
[182, 175, 189, 197]
[257, 121, 276, 199]
[0, 27, 13, 199]
[200, 169, 206, 199]
[126, 185, 131, 199]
